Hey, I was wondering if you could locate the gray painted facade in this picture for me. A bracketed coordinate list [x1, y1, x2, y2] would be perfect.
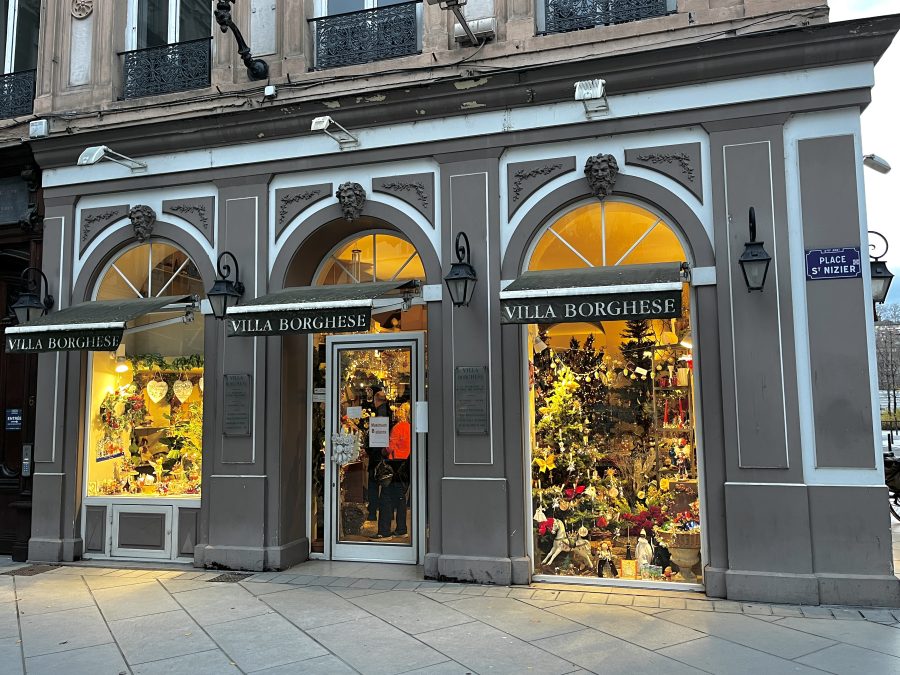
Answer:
[23, 17, 900, 606]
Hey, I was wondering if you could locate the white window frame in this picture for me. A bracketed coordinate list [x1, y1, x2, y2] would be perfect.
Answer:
[126, 0, 211, 51]
[2, 0, 32, 74]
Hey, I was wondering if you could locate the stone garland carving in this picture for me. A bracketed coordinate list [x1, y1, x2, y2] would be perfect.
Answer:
[511, 163, 563, 203]
[72, 0, 93, 19]
[129, 205, 156, 242]
[279, 189, 325, 227]
[82, 211, 122, 244]
[378, 181, 429, 210]
[636, 153, 695, 183]
[335, 182, 367, 222]
[584, 153, 619, 200]
[169, 203, 210, 232]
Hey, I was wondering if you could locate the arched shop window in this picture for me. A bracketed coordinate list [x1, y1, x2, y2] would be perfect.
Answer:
[528, 201, 701, 584]
[86, 242, 205, 499]
[308, 231, 427, 553]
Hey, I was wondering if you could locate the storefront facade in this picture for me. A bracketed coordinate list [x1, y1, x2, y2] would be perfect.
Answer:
[15, 14, 900, 605]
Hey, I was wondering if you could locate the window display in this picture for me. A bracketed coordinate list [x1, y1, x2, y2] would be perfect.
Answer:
[86, 242, 205, 499]
[527, 201, 701, 583]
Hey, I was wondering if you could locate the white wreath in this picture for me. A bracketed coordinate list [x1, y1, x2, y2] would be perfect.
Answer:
[331, 432, 360, 465]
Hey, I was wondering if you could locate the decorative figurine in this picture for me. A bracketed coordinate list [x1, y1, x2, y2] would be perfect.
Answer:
[635, 529, 654, 569]
[597, 541, 618, 578]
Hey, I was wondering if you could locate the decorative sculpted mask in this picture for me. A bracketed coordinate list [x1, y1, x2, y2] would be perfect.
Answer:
[335, 182, 367, 222]
[584, 153, 619, 200]
[128, 205, 157, 243]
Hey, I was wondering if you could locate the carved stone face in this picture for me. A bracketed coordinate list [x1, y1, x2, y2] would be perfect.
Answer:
[129, 205, 157, 242]
[335, 182, 367, 222]
[584, 153, 619, 200]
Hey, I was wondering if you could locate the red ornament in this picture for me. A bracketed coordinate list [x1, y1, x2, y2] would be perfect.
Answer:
[596, 516, 608, 528]
[538, 518, 555, 536]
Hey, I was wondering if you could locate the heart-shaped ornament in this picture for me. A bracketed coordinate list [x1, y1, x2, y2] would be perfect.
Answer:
[146, 379, 168, 404]
[172, 379, 193, 403]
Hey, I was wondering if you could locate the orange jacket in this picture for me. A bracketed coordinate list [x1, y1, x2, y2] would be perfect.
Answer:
[387, 421, 411, 459]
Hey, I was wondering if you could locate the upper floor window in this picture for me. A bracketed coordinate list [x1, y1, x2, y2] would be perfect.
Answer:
[121, 0, 213, 99]
[310, 0, 422, 70]
[127, 0, 212, 50]
[0, 0, 38, 117]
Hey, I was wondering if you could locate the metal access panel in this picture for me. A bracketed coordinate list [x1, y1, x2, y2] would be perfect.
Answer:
[111, 504, 172, 559]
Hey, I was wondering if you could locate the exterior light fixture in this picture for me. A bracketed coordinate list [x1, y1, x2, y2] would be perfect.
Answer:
[444, 231, 477, 307]
[76, 145, 147, 173]
[868, 230, 894, 306]
[863, 154, 891, 174]
[426, 0, 482, 46]
[206, 251, 245, 320]
[12, 267, 54, 325]
[114, 344, 129, 373]
[575, 79, 608, 119]
[737, 207, 772, 292]
[214, 0, 269, 81]
[311, 116, 359, 150]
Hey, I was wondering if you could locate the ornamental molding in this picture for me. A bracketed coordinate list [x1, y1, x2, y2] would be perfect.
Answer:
[584, 153, 619, 201]
[274, 184, 332, 239]
[335, 182, 367, 222]
[72, 0, 93, 19]
[624, 143, 703, 202]
[372, 173, 435, 227]
[80, 205, 130, 255]
[506, 157, 576, 219]
[163, 197, 215, 244]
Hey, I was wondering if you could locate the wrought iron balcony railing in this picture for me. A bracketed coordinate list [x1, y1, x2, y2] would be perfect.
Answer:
[543, 0, 668, 34]
[0, 70, 36, 118]
[309, 1, 421, 70]
[120, 37, 212, 100]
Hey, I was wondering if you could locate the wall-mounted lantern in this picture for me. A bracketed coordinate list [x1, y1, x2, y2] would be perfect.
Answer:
[737, 207, 772, 292]
[868, 230, 894, 306]
[444, 232, 477, 308]
[206, 251, 245, 320]
[214, 0, 269, 81]
[11, 267, 53, 325]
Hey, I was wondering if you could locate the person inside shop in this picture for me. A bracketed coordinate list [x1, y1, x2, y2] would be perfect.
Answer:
[365, 385, 391, 522]
[374, 403, 411, 539]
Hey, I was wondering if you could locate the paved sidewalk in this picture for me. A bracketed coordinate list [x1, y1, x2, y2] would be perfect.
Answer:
[2, 556, 900, 674]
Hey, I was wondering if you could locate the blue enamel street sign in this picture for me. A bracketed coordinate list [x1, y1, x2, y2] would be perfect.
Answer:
[805, 247, 862, 281]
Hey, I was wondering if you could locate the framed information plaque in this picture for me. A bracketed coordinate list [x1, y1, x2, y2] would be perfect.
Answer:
[223, 374, 252, 437]
[454, 366, 489, 435]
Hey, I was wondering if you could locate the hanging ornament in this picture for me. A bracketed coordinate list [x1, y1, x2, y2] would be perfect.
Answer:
[198, 376, 204, 393]
[558, 499, 571, 511]
[578, 526, 589, 538]
[608, 487, 619, 499]
[172, 378, 194, 403]
[146, 378, 168, 404]
[533, 506, 547, 523]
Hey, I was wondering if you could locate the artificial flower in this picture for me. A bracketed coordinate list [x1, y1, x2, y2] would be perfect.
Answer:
[533, 454, 557, 473]
[596, 516, 608, 528]
[660, 478, 670, 491]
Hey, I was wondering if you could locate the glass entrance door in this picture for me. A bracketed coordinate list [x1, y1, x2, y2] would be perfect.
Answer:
[324, 333, 422, 563]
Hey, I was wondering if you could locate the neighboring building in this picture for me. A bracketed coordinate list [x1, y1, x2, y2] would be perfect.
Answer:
[4, 0, 898, 605]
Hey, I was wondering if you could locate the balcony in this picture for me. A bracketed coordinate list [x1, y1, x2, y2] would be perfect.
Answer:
[543, 0, 668, 35]
[309, 1, 421, 70]
[120, 37, 212, 100]
[0, 70, 36, 118]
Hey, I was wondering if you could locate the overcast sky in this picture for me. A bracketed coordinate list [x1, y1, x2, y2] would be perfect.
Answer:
[828, 0, 899, 302]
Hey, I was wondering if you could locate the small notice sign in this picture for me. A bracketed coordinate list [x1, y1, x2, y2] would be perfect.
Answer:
[346, 406, 362, 419]
[454, 366, 489, 435]
[368, 417, 390, 448]
[806, 247, 862, 281]
[5, 408, 22, 431]
[223, 374, 252, 437]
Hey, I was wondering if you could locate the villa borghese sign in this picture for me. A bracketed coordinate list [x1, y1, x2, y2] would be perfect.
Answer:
[500, 289, 682, 324]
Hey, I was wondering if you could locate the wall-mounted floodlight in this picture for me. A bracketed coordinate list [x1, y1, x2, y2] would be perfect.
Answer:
[863, 154, 891, 174]
[575, 79, 608, 119]
[425, 0, 482, 46]
[311, 116, 359, 150]
[77, 146, 147, 173]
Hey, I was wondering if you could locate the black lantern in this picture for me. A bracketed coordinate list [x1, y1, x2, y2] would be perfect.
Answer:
[868, 231, 894, 305]
[206, 251, 245, 320]
[737, 207, 772, 292]
[11, 267, 53, 325]
[444, 232, 477, 307]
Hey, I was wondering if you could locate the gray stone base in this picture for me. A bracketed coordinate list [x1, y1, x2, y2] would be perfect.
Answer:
[425, 553, 524, 585]
[195, 540, 309, 572]
[817, 573, 900, 607]
[703, 566, 727, 598]
[725, 569, 820, 605]
[28, 537, 82, 563]
[511, 556, 532, 585]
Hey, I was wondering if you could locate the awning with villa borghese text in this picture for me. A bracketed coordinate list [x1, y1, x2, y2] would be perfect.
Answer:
[499, 263, 685, 325]
[224, 280, 418, 337]
[4, 296, 194, 354]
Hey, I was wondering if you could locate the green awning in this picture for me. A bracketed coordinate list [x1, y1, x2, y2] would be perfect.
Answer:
[500, 263, 685, 324]
[4, 296, 193, 353]
[225, 281, 417, 337]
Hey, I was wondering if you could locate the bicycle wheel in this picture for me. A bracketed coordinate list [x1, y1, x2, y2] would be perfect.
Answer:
[890, 493, 900, 522]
